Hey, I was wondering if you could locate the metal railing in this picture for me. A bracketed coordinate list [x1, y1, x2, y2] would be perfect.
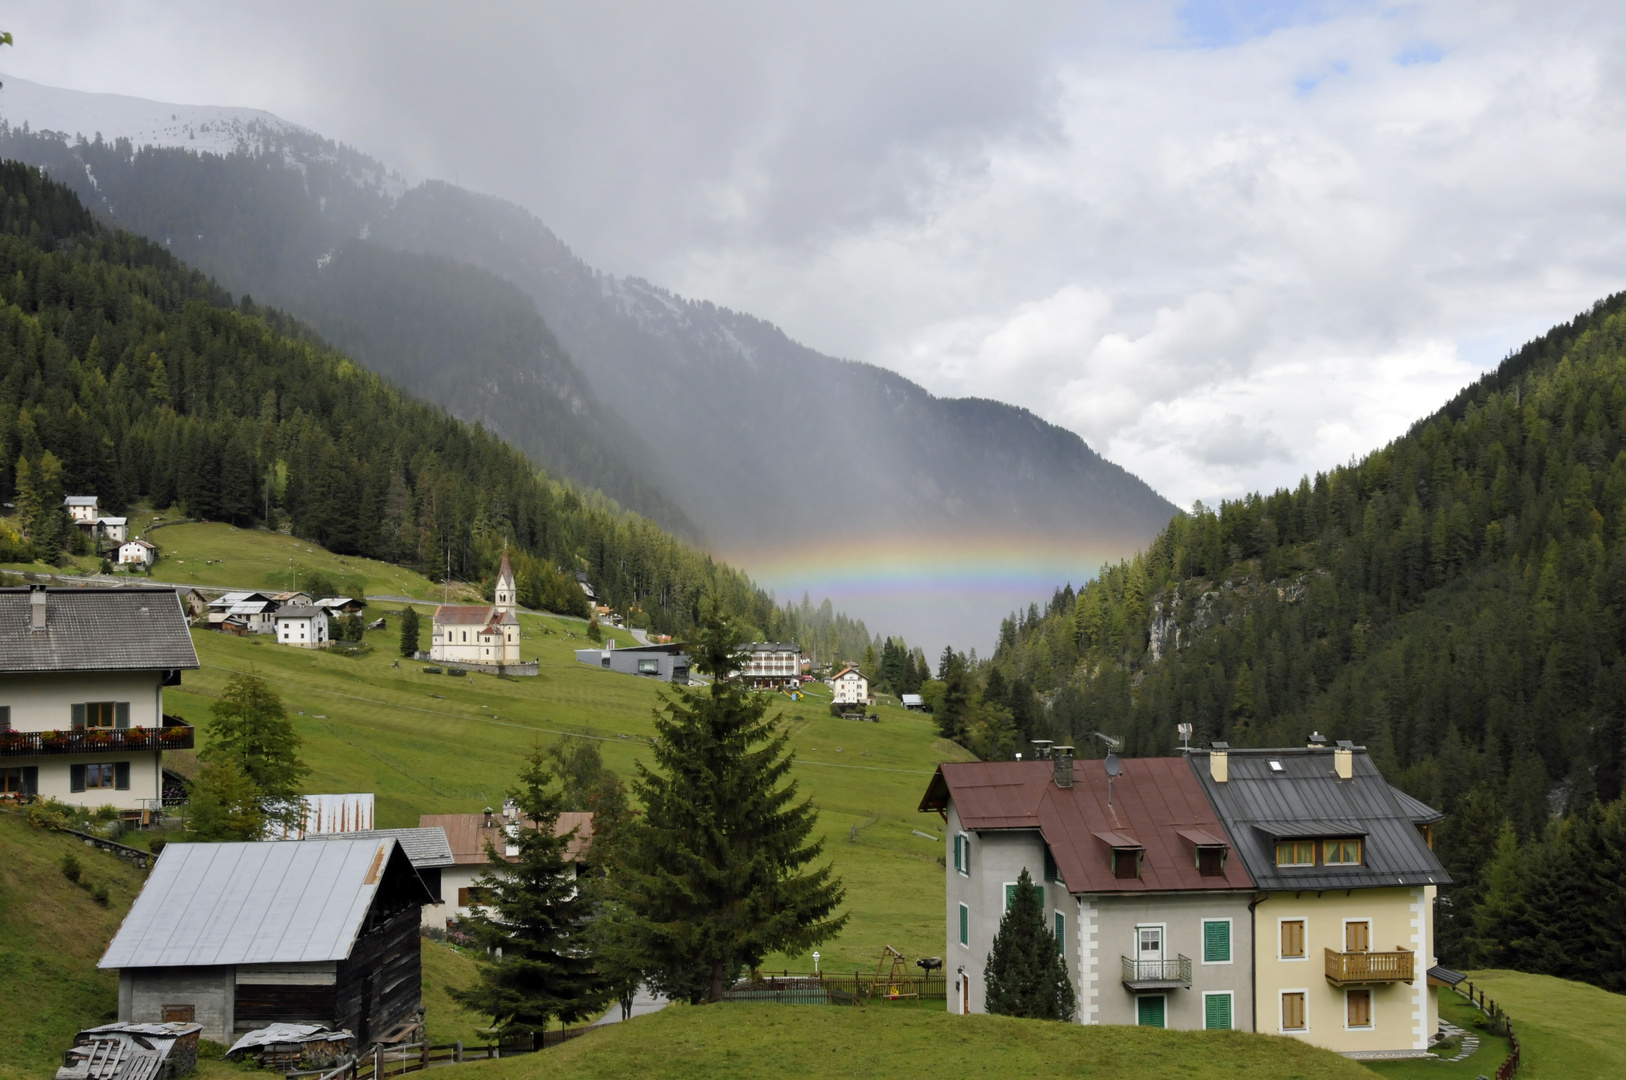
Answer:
[1323, 947, 1414, 985]
[1120, 955, 1193, 986]
[0, 719, 194, 758]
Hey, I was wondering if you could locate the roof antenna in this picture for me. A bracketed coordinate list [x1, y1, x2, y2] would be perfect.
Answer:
[1177, 723, 1193, 754]
[1092, 733, 1122, 808]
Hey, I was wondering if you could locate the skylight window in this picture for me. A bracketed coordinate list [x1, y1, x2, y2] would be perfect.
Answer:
[1268, 760, 1284, 772]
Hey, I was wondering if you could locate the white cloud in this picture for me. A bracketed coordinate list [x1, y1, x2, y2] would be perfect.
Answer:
[3, 1, 1625, 511]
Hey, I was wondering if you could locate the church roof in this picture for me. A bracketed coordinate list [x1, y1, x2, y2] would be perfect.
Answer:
[497, 549, 515, 584]
[435, 605, 499, 625]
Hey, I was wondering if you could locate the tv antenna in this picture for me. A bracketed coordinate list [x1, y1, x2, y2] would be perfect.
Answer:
[1177, 723, 1193, 753]
[1092, 733, 1122, 808]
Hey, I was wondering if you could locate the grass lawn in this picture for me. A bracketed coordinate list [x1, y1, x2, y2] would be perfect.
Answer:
[1363, 991, 1510, 1080]
[441, 1003, 1376, 1080]
[0, 811, 150, 1079]
[1459, 970, 1626, 1079]
[166, 604, 974, 980]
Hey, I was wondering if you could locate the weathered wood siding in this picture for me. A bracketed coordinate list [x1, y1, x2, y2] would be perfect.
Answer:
[335, 907, 422, 1043]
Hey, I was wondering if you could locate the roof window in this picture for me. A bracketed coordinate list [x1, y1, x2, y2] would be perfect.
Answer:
[1268, 760, 1284, 772]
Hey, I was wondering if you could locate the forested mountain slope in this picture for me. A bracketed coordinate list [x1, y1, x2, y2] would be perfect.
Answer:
[980, 292, 1626, 972]
[0, 84, 1176, 582]
[0, 117, 695, 537]
[0, 161, 801, 639]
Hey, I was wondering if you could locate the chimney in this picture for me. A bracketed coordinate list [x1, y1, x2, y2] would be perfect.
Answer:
[503, 798, 518, 822]
[1210, 741, 1229, 783]
[1334, 740, 1354, 780]
[483, 806, 494, 828]
[28, 585, 46, 632]
[1307, 731, 1327, 749]
[1030, 739, 1053, 761]
[1052, 745, 1074, 788]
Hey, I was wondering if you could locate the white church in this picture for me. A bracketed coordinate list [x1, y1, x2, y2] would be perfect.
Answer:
[430, 550, 521, 666]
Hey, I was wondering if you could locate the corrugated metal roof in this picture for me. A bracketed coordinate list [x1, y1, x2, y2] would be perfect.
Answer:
[99, 839, 411, 969]
[1188, 748, 1450, 891]
[306, 827, 454, 868]
[921, 758, 1255, 894]
[0, 588, 199, 673]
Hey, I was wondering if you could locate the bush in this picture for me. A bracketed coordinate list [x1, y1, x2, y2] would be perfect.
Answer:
[61, 852, 82, 883]
[91, 883, 110, 907]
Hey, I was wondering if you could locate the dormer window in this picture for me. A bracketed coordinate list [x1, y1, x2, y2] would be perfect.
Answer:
[1198, 847, 1226, 876]
[1275, 840, 1314, 866]
[1324, 838, 1363, 865]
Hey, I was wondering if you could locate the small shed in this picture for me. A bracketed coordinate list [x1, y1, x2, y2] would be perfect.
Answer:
[100, 838, 433, 1045]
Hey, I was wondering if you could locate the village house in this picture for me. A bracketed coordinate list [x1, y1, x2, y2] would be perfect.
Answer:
[418, 802, 593, 930]
[919, 746, 1257, 1030]
[734, 642, 802, 689]
[274, 604, 329, 649]
[270, 591, 314, 607]
[118, 538, 157, 569]
[430, 551, 520, 666]
[95, 516, 129, 545]
[830, 665, 868, 706]
[64, 495, 100, 523]
[1189, 739, 1450, 1058]
[263, 793, 377, 839]
[99, 838, 433, 1045]
[574, 641, 690, 682]
[207, 592, 276, 634]
[0, 586, 198, 811]
[314, 597, 367, 615]
[306, 826, 455, 908]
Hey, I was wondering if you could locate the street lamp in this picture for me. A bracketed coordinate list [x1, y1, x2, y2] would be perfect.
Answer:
[812, 951, 820, 975]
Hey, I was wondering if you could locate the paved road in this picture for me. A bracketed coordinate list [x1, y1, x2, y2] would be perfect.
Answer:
[594, 984, 670, 1025]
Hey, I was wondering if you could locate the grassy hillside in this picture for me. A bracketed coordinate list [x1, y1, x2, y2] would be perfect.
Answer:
[0, 811, 149, 1078]
[164, 605, 972, 975]
[435, 1004, 1374, 1080]
[1460, 970, 1626, 1079]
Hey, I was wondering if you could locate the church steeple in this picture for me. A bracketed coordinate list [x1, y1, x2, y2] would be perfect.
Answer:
[494, 546, 516, 613]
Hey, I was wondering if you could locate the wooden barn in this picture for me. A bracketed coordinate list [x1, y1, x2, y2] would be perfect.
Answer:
[98, 838, 433, 1045]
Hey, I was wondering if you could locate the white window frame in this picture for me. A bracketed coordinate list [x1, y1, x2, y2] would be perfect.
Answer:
[1133, 922, 1168, 963]
[1278, 916, 1309, 961]
[1341, 916, 1374, 954]
[1136, 993, 1168, 1028]
[1279, 988, 1310, 1033]
[955, 832, 971, 875]
[958, 902, 970, 949]
[1202, 990, 1235, 1030]
[1343, 987, 1375, 1031]
[1201, 917, 1234, 965]
[1003, 881, 1018, 912]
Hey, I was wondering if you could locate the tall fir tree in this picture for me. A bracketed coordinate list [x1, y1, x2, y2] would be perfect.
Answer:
[601, 609, 846, 1003]
[399, 606, 421, 657]
[450, 750, 610, 1034]
[984, 867, 1075, 1020]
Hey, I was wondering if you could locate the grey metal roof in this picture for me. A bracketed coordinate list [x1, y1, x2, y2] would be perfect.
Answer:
[64, 495, 99, 506]
[305, 827, 455, 868]
[99, 838, 409, 969]
[1188, 747, 1450, 891]
[276, 606, 326, 619]
[1390, 785, 1447, 825]
[0, 588, 199, 673]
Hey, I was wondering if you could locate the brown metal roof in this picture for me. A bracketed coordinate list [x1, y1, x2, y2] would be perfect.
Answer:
[920, 758, 1254, 894]
[419, 811, 594, 865]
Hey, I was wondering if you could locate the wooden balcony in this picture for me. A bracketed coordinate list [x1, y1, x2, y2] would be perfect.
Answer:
[0, 716, 194, 758]
[1121, 955, 1192, 991]
[1324, 947, 1414, 986]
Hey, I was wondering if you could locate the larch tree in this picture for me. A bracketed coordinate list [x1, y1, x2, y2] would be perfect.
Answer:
[204, 672, 309, 830]
[601, 609, 846, 1003]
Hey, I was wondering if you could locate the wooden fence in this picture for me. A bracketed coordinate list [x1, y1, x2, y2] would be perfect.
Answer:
[727, 971, 947, 1003]
[1460, 980, 1521, 1080]
[292, 1027, 600, 1080]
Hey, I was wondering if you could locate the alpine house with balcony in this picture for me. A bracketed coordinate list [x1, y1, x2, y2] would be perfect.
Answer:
[1188, 738, 1451, 1058]
[919, 746, 1256, 1031]
[0, 586, 199, 811]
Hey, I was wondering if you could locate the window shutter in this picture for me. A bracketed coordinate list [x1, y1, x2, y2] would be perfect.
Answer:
[114, 762, 131, 790]
[1206, 993, 1232, 1030]
[22, 766, 37, 795]
[71, 703, 86, 730]
[1005, 883, 1016, 911]
[1204, 920, 1231, 963]
[0, 705, 10, 731]
[959, 903, 969, 946]
[1043, 846, 1057, 882]
[70, 764, 86, 792]
[953, 834, 961, 872]
[115, 702, 130, 729]
[1054, 910, 1065, 954]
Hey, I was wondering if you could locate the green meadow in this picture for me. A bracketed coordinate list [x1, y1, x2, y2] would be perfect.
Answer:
[167, 601, 974, 975]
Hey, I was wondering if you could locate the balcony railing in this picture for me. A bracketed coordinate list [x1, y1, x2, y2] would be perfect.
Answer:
[1325, 947, 1415, 985]
[1121, 955, 1193, 990]
[0, 717, 195, 758]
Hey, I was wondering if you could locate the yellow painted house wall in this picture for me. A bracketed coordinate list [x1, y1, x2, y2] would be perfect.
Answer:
[1254, 885, 1437, 1054]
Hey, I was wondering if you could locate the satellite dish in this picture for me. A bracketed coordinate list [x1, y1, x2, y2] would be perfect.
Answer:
[1104, 752, 1122, 778]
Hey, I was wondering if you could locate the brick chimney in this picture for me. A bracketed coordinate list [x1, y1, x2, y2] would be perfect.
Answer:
[1052, 745, 1074, 788]
[28, 585, 46, 632]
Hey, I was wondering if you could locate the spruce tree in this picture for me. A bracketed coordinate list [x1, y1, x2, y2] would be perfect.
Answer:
[451, 750, 610, 1035]
[985, 868, 1075, 1020]
[399, 606, 421, 657]
[601, 609, 846, 1003]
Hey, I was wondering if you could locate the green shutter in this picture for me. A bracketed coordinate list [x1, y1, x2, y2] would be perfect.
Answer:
[70, 764, 86, 792]
[21, 766, 37, 795]
[1054, 910, 1065, 955]
[115, 702, 130, 729]
[114, 762, 131, 790]
[1137, 995, 1166, 1028]
[954, 834, 963, 872]
[71, 703, 86, 730]
[1206, 992, 1232, 1030]
[1005, 883, 1015, 911]
[1204, 920, 1231, 963]
[1043, 846, 1057, 882]
[959, 904, 969, 946]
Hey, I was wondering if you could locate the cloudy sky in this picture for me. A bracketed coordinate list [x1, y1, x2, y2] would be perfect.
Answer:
[4, 1, 1625, 509]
